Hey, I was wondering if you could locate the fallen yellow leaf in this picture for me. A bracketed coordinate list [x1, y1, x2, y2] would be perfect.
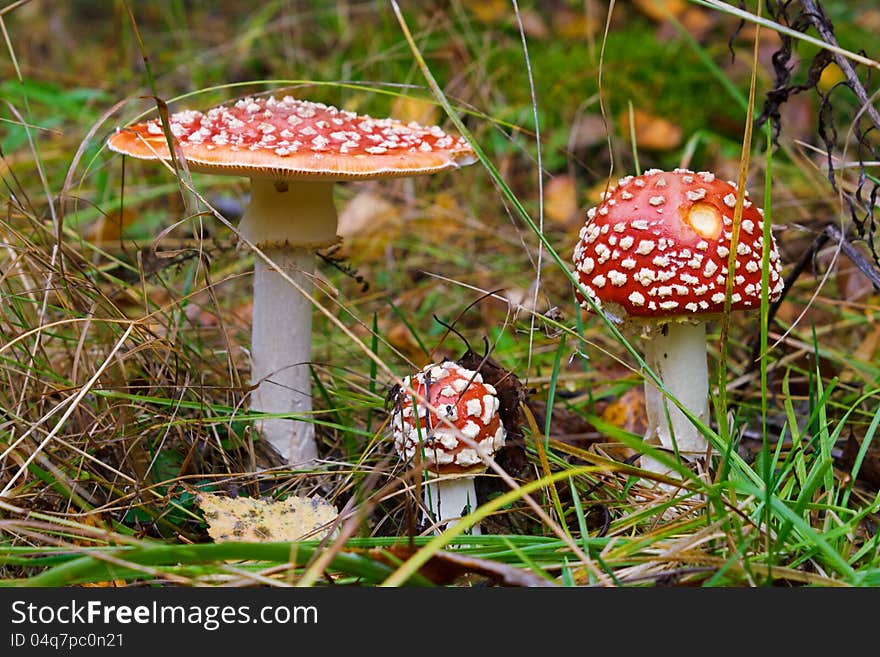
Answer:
[337, 189, 402, 260]
[818, 62, 845, 93]
[391, 95, 439, 127]
[197, 492, 338, 542]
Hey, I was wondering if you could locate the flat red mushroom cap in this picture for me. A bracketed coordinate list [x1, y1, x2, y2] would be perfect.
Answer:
[391, 361, 507, 475]
[572, 168, 784, 320]
[107, 95, 476, 180]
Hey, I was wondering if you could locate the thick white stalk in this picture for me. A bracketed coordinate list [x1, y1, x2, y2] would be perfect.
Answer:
[640, 320, 711, 475]
[239, 179, 339, 248]
[250, 247, 318, 465]
[423, 475, 481, 535]
[239, 179, 338, 466]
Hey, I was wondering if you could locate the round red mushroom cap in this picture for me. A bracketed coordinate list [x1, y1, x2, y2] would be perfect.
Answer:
[391, 361, 507, 474]
[107, 95, 476, 180]
[572, 168, 784, 320]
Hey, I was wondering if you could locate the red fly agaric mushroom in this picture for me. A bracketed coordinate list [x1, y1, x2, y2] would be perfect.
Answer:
[572, 168, 784, 474]
[107, 94, 475, 466]
[390, 360, 507, 534]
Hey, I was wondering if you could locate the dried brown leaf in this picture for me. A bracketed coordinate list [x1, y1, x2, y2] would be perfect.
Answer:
[87, 207, 139, 243]
[570, 113, 610, 151]
[839, 434, 880, 491]
[372, 545, 555, 586]
[518, 9, 549, 39]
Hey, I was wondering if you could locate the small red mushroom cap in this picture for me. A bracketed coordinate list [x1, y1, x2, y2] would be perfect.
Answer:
[391, 361, 507, 475]
[107, 95, 476, 180]
[572, 168, 784, 320]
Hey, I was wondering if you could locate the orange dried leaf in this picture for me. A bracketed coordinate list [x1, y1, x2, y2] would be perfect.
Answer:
[620, 108, 682, 151]
[601, 386, 647, 436]
[463, 0, 510, 25]
[383, 321, 428, 363]
[633, 0, 688, 21]
[552, 9, 597, 41]
[860, 10, 880, 31]
[544, 174, 580, 228]
[87, 207, 139, 242]
[680, 7, 715, 40]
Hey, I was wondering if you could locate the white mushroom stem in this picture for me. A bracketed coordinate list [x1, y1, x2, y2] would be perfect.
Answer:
[239, 179, 339, 466]
[423, 474, 481, 536]
[639, 320, 711, 475]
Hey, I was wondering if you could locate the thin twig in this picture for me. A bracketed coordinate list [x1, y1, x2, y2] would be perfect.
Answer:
[800, 0, 880, 133]
[742, 222, 880, 379]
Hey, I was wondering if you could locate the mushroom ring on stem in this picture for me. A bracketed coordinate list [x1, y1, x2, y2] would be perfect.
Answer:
[391, 361, 507, 535]
[572, 168, 784, 475]
[108, 94, 475, 466]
